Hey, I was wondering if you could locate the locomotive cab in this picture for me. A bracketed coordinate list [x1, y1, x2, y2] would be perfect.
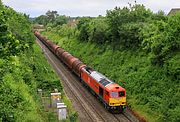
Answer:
[106, 84, 126, 113]
[80, 67, 126, 113]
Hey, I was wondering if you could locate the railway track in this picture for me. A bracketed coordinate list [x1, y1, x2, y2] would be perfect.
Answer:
[36, 38, 139, 122]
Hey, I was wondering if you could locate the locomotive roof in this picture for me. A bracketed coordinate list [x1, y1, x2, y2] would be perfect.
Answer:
[90, 71, 114, 87]
[83, 67, 125, 90]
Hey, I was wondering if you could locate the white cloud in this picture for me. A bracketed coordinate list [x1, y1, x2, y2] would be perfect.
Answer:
[2, 0, 180, 17]
[138, 0, 180, 13]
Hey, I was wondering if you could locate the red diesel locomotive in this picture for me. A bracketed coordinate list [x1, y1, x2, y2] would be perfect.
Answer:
[35, 31, 126, 113]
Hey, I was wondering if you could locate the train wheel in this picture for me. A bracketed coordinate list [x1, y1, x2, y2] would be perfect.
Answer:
[104, 103, 107, 109]
[105, 104, 110, 111]
[119, 106, 123, 113]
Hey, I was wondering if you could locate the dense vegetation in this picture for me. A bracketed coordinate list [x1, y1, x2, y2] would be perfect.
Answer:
[0, 1, 77, 122]
[36, 3, 180, 122]
[0, 2, 40, 121]
[33, 10, 68, 27]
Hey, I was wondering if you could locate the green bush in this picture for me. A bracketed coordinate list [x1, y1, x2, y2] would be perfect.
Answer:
[88, 17, 109, 44]
[0, 2, 64, 121]
[69, 111, 78, 122]
[106, 4, 153, 49]
[77, 17, 91, 41]
[140, 14, 180, 66]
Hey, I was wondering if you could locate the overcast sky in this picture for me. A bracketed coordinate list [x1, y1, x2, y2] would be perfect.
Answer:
[2, 0, 180, 17]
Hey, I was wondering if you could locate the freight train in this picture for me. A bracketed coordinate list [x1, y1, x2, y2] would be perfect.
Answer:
[35, 31, 126, 113]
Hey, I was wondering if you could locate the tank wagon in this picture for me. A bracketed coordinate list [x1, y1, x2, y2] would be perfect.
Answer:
[35, 31, 126, 113]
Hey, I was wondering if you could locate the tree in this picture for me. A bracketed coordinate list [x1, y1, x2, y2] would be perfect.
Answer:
[0, 4, 34, 58]
[140, 13, 179, 66]
[77, 17, 92, 41]
[34, 15, 48, 25]
[46, 10, 58, 22]
[106, 4, 153, 50]
[54, 15, 68, 26]
[88, 17, 109, 44]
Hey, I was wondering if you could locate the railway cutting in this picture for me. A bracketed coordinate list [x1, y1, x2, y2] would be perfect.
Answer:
[36, 33, 140, 122]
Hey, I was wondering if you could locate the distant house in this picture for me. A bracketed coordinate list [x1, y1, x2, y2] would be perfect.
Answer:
[168, 8, 180, 15]
[67, 18, 79, 27]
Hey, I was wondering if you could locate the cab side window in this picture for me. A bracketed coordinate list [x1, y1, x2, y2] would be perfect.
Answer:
[105, 91, 109, 96]
[119, 91, 125, 97]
